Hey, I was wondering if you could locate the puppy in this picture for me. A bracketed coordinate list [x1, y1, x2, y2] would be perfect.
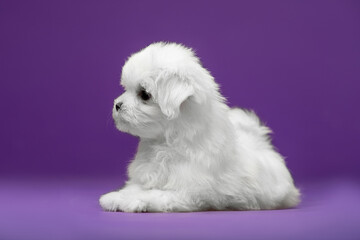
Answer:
[99, 42, 300, 212]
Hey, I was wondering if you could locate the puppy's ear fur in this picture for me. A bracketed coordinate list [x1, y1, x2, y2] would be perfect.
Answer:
[155, 72, 194, 119]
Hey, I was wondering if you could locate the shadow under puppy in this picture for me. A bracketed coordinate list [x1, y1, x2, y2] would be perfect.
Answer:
[100, 42, 300, 212]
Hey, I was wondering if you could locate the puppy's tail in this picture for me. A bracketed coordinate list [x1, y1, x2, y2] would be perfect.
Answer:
[228, 108, 271, 137]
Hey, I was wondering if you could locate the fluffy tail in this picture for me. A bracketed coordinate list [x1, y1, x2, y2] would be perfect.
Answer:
[228, 108, 271, 137]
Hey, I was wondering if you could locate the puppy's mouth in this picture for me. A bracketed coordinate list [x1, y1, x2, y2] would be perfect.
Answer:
[114, 113, 129, 125]
[112, 109, 128, 124]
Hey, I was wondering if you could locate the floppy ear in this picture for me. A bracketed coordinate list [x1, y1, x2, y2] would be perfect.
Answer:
[155, 72, 194, 119]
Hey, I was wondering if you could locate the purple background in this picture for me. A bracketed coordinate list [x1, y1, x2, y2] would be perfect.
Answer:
[1, 1, 359, 239]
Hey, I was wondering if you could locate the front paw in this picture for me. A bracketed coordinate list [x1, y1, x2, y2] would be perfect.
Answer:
[99, 191, 147, 212]
[99, 191, 122, 211]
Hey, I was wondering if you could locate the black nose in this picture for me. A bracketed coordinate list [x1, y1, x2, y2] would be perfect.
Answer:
[115, 102, 123, 111]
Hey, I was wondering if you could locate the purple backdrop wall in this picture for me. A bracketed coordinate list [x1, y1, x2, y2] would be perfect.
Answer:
[0, 0, 359, 182]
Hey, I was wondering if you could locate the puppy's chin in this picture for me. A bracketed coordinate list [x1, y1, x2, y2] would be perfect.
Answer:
[113, 117, 131, 134]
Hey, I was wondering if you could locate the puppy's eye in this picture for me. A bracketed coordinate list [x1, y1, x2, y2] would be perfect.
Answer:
[139, 89, 151, 101]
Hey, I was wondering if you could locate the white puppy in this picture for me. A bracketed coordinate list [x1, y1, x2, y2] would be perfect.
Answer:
[99, 42, 300, 212]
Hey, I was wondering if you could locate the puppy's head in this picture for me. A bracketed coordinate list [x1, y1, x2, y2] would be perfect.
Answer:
[113, 42, 218, 139]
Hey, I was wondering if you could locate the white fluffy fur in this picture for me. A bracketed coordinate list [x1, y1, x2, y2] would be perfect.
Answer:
[99, 42, 300, 212]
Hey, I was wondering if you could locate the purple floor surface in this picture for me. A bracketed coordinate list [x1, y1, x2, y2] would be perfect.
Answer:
[1, 177, 359, 240]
